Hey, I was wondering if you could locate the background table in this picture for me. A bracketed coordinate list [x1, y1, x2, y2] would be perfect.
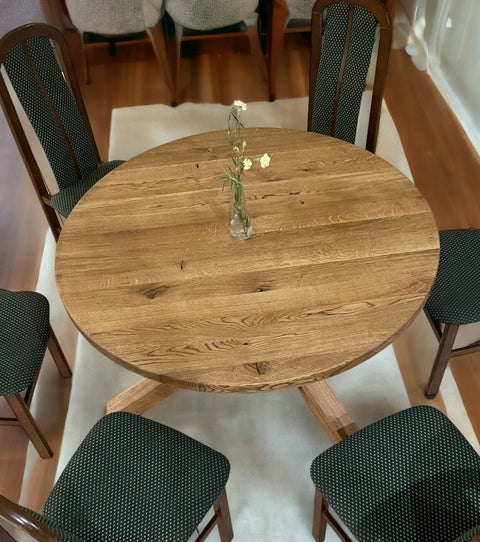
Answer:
[56, 128, 439, 441]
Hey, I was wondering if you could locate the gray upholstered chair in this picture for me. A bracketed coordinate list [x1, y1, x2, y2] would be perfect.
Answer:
[165, 0, 262, 104]
[0, 23, 124, 240]
[0, 289, 71, 459]
[0, 412, 233, 542]
[64, 0, 175, 102]
[267, 0, 316, 101]
[310, 406, 480, 542]
[308, 0, 392, 153]
[424, 229, 480, 398]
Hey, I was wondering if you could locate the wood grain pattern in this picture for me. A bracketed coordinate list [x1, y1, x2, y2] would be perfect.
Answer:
[104, 379, 177, 415]
[298, 380, 358, 442]
[56, 127, 439, 394]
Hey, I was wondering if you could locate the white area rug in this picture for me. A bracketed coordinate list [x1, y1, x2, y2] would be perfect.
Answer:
[30, 99, 477, 541]
[109, 95, 413, 182]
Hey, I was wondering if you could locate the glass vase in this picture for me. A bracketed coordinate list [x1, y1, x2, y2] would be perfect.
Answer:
[230, 196, 252, 240]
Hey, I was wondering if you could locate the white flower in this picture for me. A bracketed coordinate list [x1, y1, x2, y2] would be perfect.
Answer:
[259, 153, 271, 169]
[233, 100, 247, 111]
[243, 158, 252, 170]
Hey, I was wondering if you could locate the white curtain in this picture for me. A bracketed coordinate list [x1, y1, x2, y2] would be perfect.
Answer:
[401, 0, 480, 156]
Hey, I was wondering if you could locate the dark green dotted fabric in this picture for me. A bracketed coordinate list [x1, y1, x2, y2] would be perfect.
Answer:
[50, 159, 124, 217]
[425, 229, 480, 325]
[311, 406, 480, 541]
[0, 290, 50, 396]
[3, 36, 98, 189]
[311, 3, 377, 144]
[41, 412, 230, 542]
[2, 34, 124, 217]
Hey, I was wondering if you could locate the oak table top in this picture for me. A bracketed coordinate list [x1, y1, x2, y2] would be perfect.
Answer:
[56, 128, 439, 440]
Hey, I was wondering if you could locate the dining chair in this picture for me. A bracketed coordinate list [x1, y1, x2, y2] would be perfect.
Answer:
[423, 228, 480, 399]
[0, 411, 233, 542]
[310, 405, 480, 542]
[308, 0, 392, 152]
[0, 289, 71, 459]
[0, 23, 125, 241]
[63, 0, 175, 102]
[164, 0, 263, 104]
[267, 0, 316, 102]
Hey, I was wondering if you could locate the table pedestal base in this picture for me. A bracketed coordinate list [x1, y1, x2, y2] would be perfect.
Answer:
[105, 378, 177, 415]
[105, 378, 358, 442]
[298, 380, 358, 442]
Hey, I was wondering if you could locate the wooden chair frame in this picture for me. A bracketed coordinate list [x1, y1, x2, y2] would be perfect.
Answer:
[0, 325, 71, 459]
[424, 310, 480, 398]
[0, 288, 71, 459]
[0, 488, 233, 542]
[0, 23, 101, 241]
[307, 0, 392, 152]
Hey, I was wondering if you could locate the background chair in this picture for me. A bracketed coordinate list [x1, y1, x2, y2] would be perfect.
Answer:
[310, 406, 480, 542]
[0, 23, 124, 241]
[308, 0, 392, 152]
[267, 0, 316, 102]
[0, 412, 233, 542]
[423, 229, 480, 398]
[62, 0, 175, 103]
[164, 0, 263, 104]
[0, 289, 71, 459]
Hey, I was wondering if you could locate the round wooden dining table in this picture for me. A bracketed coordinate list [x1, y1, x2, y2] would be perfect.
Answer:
[56, 128, 439, 442]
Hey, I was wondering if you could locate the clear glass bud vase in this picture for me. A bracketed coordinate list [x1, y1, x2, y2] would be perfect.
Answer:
[230, 192, 252, 240]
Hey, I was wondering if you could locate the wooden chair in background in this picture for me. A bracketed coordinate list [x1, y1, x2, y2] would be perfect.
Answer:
[164, 0, 264, 105]
[267, 0, 316, 102]
[62, 0, 175, 103]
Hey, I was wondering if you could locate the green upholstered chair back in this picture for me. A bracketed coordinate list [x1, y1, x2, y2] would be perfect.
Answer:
[308, 0, 392, 152]
[1, 29, 99, 191]
[0, 23, 101, 239]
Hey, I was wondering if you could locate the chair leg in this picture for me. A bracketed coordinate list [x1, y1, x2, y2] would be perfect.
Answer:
[267, 0, 289, 101]
[47, 326, 72, 378]
[214, 488, 234, 542]
[80, 33, 90, 84]
[170, 23, 184, 106]
[245, 20, 267, 85]
[146, 20, 177, 106]
[312, 488, 328, 542]
[5, 394, 53, 459]
[425, 323, 459, 399]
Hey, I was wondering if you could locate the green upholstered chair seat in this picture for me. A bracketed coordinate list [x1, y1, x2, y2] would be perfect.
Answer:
[425, 229, 480, 325]
[50, 159, 124, 218]
[37, 412, 230, 542]
[311, 406, 480, 542]
[0, 291, 50, 396]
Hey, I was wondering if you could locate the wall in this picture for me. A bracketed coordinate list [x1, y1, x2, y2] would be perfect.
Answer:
[399, 0, 480, 156]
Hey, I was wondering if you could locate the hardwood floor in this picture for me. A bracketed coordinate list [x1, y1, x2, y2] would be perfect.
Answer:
[1, 5, 479, 512]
